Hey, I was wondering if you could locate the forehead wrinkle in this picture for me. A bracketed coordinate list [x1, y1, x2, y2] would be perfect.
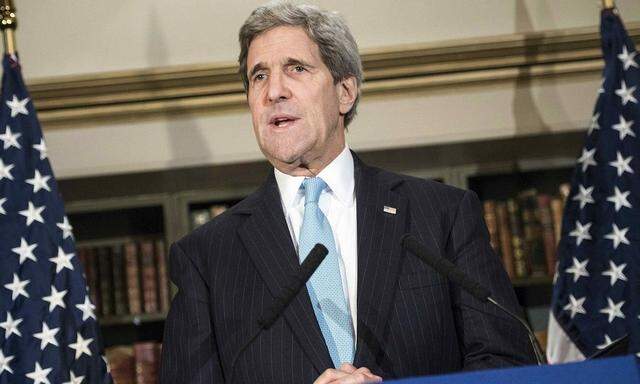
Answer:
[247, 26, 321, 69]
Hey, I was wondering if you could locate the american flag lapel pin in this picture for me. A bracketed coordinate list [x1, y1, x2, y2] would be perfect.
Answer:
[383, 205, 397, 215]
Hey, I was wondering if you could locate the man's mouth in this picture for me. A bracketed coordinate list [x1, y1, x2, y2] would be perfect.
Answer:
[269, 115, 299, 128]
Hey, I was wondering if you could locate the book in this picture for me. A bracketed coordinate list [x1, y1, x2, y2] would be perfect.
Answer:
[495, 202, 515, 279]
[134, 342, 161, 384]
[536, 194, 557, 276]
[558, 182, 571, 203]
[519, 190, 546, 277]
[156, 239, 171, 312]
[106, 345, 135, 384]
[111, 244, 128, 316]
[507, 199, 529, 278]
[140, 240, 159, 314]
[82, 247, 101, 315]
[482, 200, 501, 256]
[209, 204, 228, 218]
[96, 246, 114, 316]
[190, 209, 210, 230]
[124, 242, 143, 315]
[550, 197, 564, 245]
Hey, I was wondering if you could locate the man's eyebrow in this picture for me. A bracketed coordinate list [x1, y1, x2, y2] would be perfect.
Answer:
[284, 57, 314, 68]
[249, 62, 267, 79]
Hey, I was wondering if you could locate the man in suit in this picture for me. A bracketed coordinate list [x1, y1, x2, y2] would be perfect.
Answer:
[160, 3, 536, 383]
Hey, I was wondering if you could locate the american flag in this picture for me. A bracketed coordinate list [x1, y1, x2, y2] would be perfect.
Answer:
[0, 55, 112, 383]
[547, 8, 639, 362]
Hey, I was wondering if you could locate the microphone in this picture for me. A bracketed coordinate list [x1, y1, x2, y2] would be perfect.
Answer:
[227, 243, 328, 383]
[400, 233, 547, 365]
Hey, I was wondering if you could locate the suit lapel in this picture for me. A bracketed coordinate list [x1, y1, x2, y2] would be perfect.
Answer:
[352, 155, 408, 376]
[236, 172, 334, 374]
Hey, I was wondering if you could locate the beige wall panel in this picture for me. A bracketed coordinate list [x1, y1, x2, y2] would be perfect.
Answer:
[348, 75, 597, 150]
[46, 72, 598, 179]
[18, 0, 640, 79]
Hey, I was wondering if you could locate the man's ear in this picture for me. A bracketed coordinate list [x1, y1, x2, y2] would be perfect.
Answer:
[338, 76, 358, 115]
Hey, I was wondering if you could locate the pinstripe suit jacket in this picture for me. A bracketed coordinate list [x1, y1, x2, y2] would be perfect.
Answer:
[160, 154, 536, 383]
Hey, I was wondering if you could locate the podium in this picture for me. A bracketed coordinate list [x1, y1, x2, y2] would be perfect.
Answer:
[387, 356, 639, 383]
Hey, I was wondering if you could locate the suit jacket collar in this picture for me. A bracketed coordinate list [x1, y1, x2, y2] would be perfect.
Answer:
[234, 152, 408, 377]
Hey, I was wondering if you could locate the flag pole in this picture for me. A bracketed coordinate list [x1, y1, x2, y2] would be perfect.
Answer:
[0, 0, 16, 55]
[602, 0, 615, 10]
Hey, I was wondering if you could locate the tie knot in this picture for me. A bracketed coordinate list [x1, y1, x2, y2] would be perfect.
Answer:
[302, 177, 327, 204]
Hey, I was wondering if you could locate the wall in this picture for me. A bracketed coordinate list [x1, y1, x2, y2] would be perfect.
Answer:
[11, 1, 640, 178]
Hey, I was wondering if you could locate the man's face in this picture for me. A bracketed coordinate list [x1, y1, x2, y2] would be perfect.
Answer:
[246, 25, 348, 174]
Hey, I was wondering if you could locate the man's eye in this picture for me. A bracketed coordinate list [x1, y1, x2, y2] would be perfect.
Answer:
[293, 65, 305, 73]
[253, 73, 266, 81]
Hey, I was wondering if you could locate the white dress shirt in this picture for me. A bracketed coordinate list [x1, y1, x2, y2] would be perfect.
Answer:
[274, 146, 358, 335]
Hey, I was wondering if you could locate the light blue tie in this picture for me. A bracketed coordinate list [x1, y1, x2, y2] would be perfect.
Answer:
[298, 177, 354, 368]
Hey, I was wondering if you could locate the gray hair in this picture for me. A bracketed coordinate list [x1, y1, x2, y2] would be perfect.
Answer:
[238, 2, 363, 127]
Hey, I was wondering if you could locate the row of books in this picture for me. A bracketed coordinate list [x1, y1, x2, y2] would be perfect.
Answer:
[482, 184, 570, 280]
[190, 203, 229, 230]
[77, 239, 171, 318]
[106, 342, 161, 384]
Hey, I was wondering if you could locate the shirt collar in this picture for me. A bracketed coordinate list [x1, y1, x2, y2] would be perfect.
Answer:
[274, 145, 355, 211]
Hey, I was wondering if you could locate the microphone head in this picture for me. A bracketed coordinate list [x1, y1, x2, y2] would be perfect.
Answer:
[302, 244, 328, 273]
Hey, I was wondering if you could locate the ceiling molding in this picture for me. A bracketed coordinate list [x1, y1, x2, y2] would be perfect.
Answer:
[29, 22, 640, 128]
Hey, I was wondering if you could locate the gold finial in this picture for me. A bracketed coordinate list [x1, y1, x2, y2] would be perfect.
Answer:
[1, 0, 16, 55]
[602, 0, 615, 10]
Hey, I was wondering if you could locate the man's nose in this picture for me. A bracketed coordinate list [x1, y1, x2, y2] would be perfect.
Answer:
[267, 72, 291, 103]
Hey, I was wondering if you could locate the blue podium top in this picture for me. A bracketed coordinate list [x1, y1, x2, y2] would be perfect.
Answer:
[387, 356, 639, 384]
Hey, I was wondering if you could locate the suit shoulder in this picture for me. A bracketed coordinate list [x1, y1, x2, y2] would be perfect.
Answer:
[381, 168, 470, 203]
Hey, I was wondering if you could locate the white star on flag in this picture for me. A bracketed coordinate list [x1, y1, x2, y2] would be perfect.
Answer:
[588, 112, 600, 135]
[565, 257, 590, 283]
[563, 294, 587, 319]
[18, 201, 45, 226]
[76, 296, 97, 321]
[5, 94, 29, 117]
[615, 80, 638, 105]
[612, 115, 635, 140]
[0, 125, 21, 150]
[49, 247, 75, 274]
[596, 334, 614, 350]
[32, 138, 48, 160]
[33, 322, 60, 350]
[3, 273, 30, 300]
[56, 216, 74, 240]
[604, 223, 630, 249]
[569, 220, 592, 246]
[25, 169, 52, 193]
[606, 186, 632, 211]
[0, 158, 15, 181]
[608, 151, 634, 177]
[25, 362, 52, 384]
[0, 197, 6, 214]
[602, 261, 627, 286]
[617, 45, 639, 70]
[599, 298, 625, 323]
[42, 285, 67, 312]
[572, 185, 595, 209]
[68, 332, 93, 360]
[598, 78, 605, 94]
[11, 237, 38, 264]
[103, 355, 111, 373]
[0, 349, 14, 375]
[0, 312, 23, 339]
[63, 371, 85, 384]
[577, 148, 597, 172]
